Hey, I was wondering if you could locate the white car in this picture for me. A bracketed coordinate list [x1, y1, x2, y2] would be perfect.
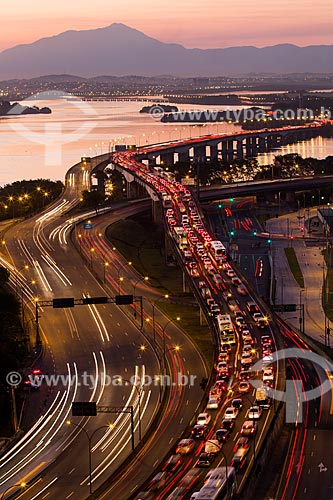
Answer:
[207, 397, 221, 410]
[263, 368, 274, 383]
[197, 412, 211, 426]
[248, 406, 262, 419]
[223, 406, 239, 420]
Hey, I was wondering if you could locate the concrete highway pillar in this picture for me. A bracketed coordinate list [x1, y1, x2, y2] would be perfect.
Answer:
[236, 139, 244, 159]
[221, 141, 228, 161]
[148, 156, 157, 168]
[193, 145, 207, 161]
[227, 140, 234, 162]
[210, 145, 219, 162]
[178, 150, 190, 163]
[160, 152, 175, 167]
[258, 136, 266, 152]
[152, 199, 162, 224]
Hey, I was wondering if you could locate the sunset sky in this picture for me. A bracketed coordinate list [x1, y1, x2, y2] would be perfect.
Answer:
[1, 0, 332, 52]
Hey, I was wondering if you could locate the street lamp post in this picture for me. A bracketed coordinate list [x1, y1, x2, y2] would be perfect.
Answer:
[117, 378, 143, 442]
[162, 317, 180, 370]
[205, 439, 229, 483]
[299, 289, 305, 335]
[66, 421, 113, 495]
[103, 261, 109, 283]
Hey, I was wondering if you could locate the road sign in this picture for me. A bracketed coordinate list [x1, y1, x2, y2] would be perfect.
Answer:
[181, 177, 195, 185]
[53, 298, 75, 308]
[72, 402, 97, 417]
[83, 223, 93, 230]
[115, 294, 134, 305]
[82, 296, 108, 305]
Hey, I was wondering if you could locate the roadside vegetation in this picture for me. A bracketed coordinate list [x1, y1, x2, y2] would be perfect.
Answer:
[284, 247, 304, 288]
[0, 179, 63, 221]
[322, 247, 333, 321]
[106, 211, 214, 364]
[0, 266, 30, 435]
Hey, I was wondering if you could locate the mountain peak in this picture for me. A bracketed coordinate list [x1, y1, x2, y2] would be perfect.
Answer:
[0, 24, 332, 78]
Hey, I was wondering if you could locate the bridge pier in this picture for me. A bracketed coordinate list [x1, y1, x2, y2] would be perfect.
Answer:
[236, 139, 244, 159]
[178, 150, 190, 163]
[210, 145, 219, 162]
[160, 152, 175, 167]
[227, 140, 234, 162]
[152, 199, 162, 224]
[194, 145, 207, 161]
[221, 141, 228, 161]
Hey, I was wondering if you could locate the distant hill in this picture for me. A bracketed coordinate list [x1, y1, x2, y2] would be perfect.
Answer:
[0, 23, 333, 78]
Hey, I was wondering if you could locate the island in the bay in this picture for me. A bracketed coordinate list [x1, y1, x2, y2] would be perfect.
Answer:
[0, 99, 51, 116]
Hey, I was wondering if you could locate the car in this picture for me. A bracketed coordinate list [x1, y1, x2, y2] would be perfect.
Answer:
[190, 268, 200, 278]
[198, 280, 207, 289]
[214, 379, 228, 392]
[243, 344, 253, 353]
[248, 405, 263, 419]
[239, 370, 251, 381]
[233, 436, 249, 453]
[235, 315, 246, 327]
[176, 438, 196, 455]
[231, 277, 241, 286]
[196, 452, 214, 468]
[161, 454, 182, 473]
[253, 312, 264, 323]
[240, 420, 258, 436]
[222, 291, 233, 301]
[216, 361, 228, 374]
[218, 351, 229, 362]
[226, 269, 236, 278]
[231, 398, 243, 411]
[220, 419, 235, 432]
[228, 300, 238, 313]
[238, 381, 251, 393]
[223, 406, 239, 420]
[257, 317, 269, 329]
[196, 413, 211, 426]
[209, 384, 223, 397]
[148, 471, 169, 490]
[247, 301, 259, 314]
[213, 273, 223, 287]
[201, 287, 212, 299]
[237, 284, 248, 296]
[263, 368, 274, 383]
[215, 428, 230, 443]
[210, 304, 221, 316]
[204, 439, 221, 455]
[261, 335, 272, 345]
[206, 396, 221, 410]
[231, 446, 249, 469]
[242, 334, 255, 345]
[262, 354, 274, 366]
[191, 425, 208, 439]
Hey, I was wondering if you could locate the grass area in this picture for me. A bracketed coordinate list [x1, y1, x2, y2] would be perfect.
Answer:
[156, 301, 214, 366]
[322, 247, 333, 321]
[106, 213, 186, 295]
[106, 212, 214, 365]
[284, 247, 305, 288]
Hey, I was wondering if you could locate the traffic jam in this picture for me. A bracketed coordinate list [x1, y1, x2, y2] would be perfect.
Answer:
[111, 151, 279, 500]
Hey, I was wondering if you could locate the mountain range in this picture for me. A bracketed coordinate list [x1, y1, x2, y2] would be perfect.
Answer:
[0, 23, 332, 78]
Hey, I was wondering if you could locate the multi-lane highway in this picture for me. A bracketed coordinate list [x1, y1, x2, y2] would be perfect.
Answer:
[1, 133, 333, 500]
[0, 160, 207, 499]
